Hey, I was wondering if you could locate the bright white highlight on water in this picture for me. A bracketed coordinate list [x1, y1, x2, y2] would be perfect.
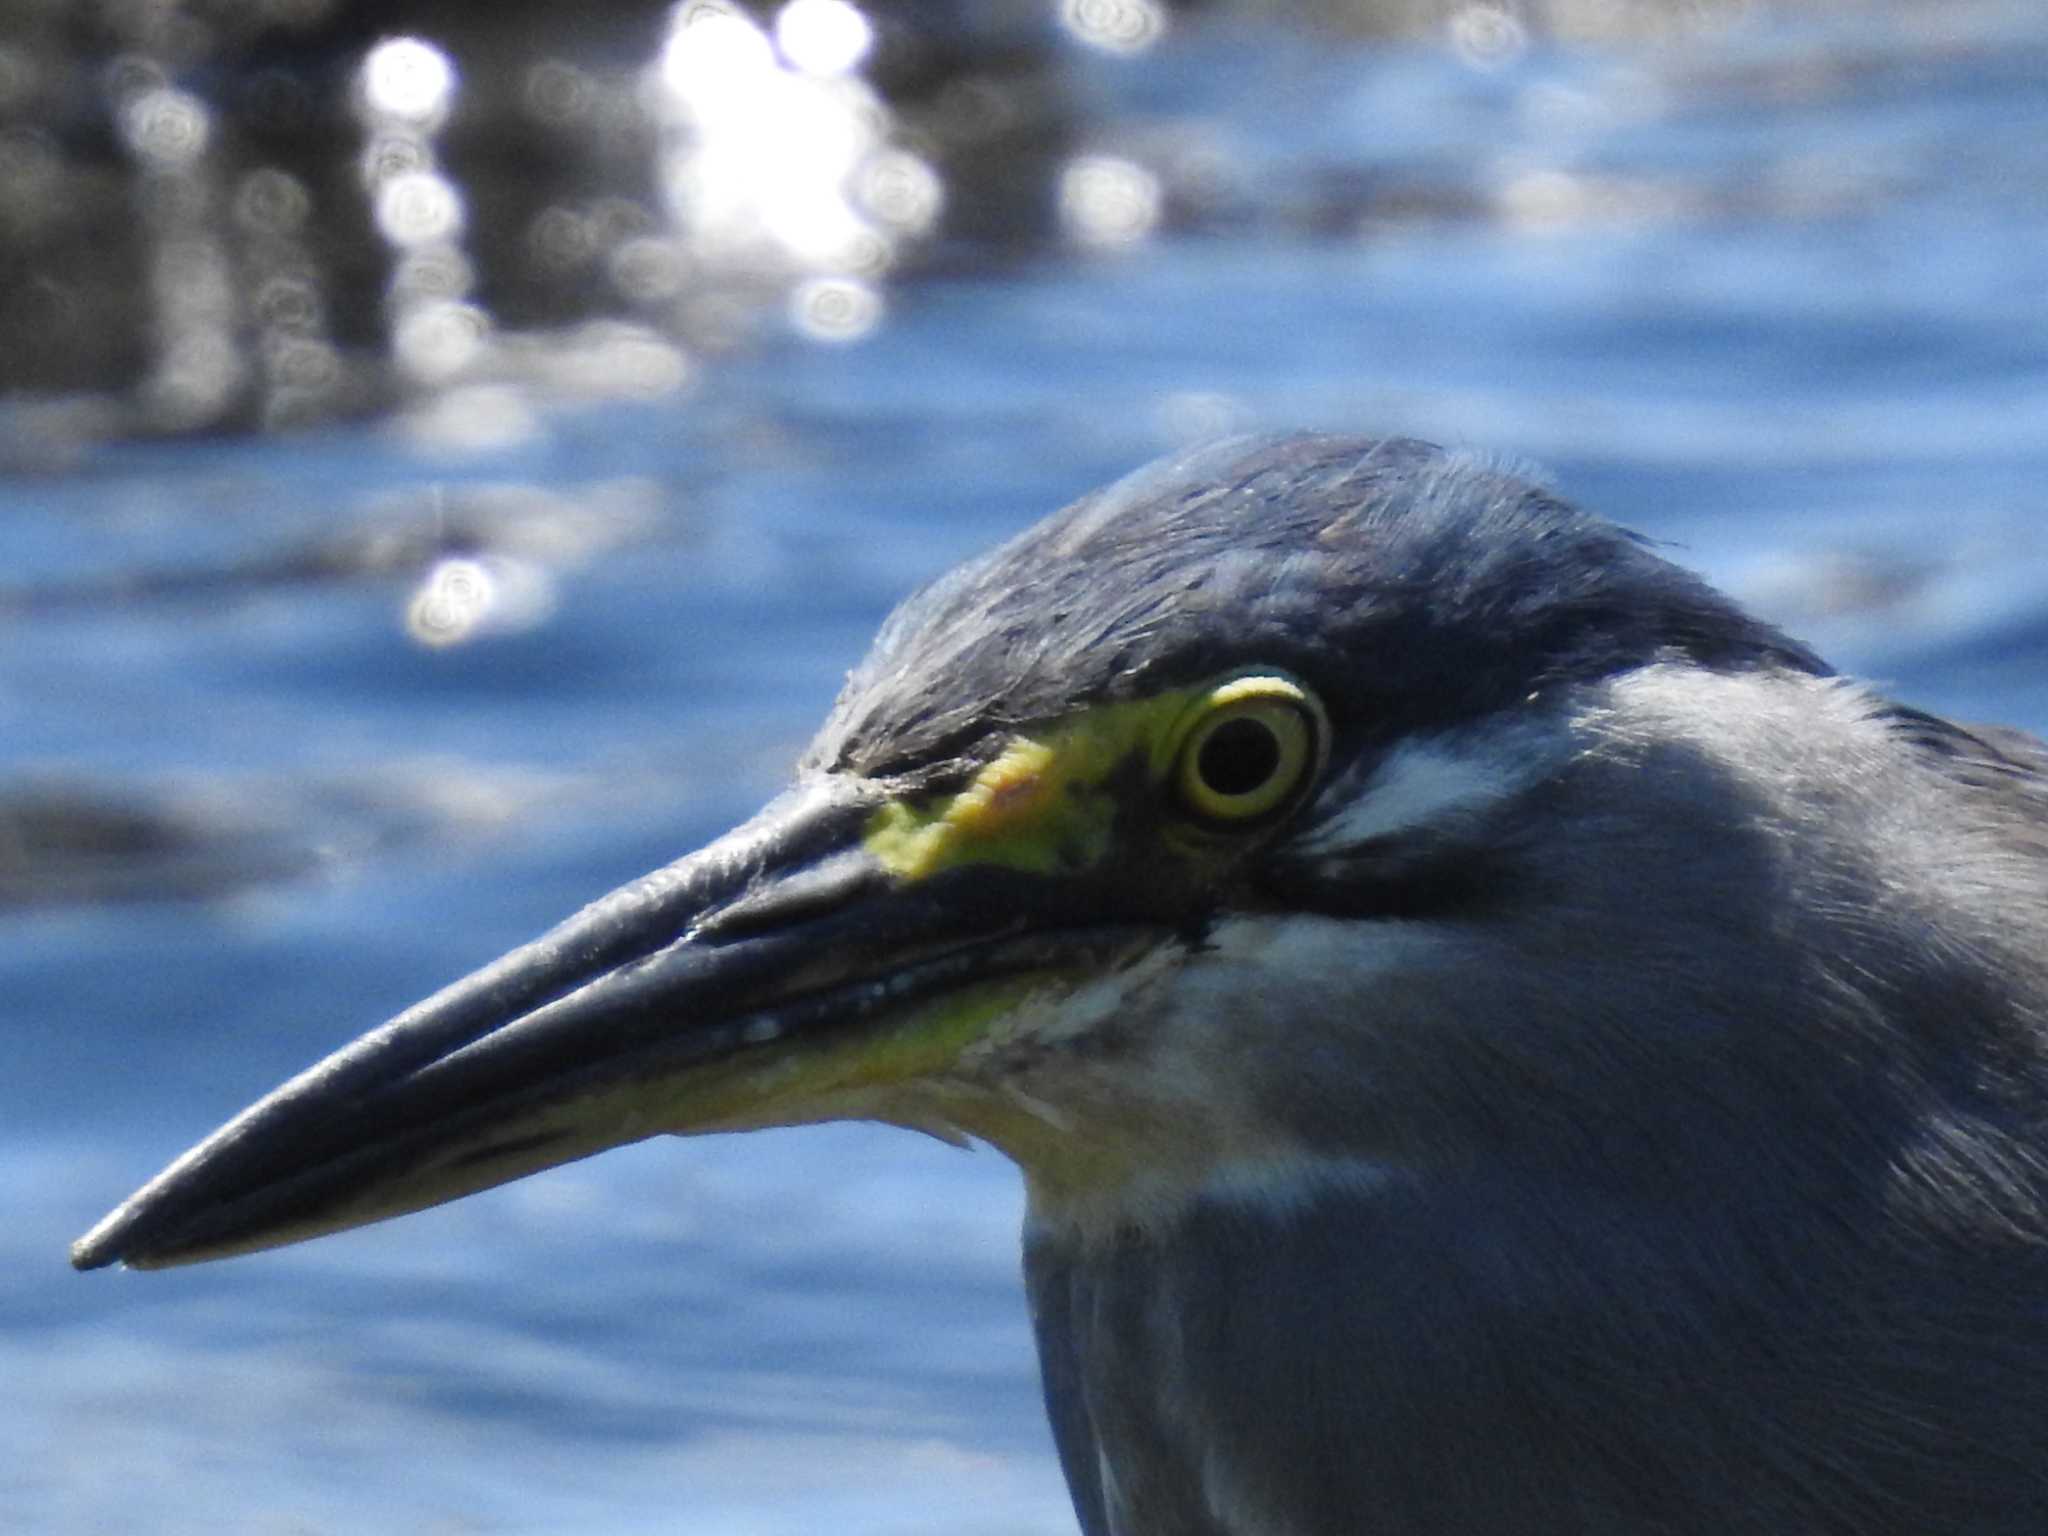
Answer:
[361, 37, 458, 126]
[660, 4, 777, 101]
[789, 276, 883, 341]
[374, 169, 465, 246]
[392, 299, 488, 381]
[120, 87, 212, 168]
[405, 555, 556, 646]
[775, 0, 874, 76]
[406, 557, 495, 647]
[1058, 0, 1166, 54]
[354, 34, 490, 399]
[857, 149, 944, 235]
[1058, 154, 1163, 249]
[651, 0, 916, 279]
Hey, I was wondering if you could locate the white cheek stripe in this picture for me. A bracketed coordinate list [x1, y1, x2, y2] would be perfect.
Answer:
[1301, 724, 1561, 851]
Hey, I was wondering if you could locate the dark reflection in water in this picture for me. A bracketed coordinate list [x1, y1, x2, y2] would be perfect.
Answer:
[4, 0, 1844, 444]
[4, 0, 1062, 433]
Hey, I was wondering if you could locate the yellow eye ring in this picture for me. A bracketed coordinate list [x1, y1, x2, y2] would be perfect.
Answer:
[1171, 674, 1328, 825]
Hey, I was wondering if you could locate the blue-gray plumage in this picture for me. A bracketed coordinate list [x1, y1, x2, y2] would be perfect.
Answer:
[814, 436, 1827, 778]
[75, 435, 2048, 1534]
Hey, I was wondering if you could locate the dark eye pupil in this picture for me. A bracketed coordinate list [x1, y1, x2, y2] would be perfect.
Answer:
[1198, 717, 1281, 796]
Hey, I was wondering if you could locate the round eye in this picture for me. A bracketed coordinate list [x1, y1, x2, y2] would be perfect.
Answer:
[1173, 675, 1327, 825]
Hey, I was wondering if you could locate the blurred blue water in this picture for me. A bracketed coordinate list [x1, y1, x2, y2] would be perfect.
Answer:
[9, 6, 2048, 1533]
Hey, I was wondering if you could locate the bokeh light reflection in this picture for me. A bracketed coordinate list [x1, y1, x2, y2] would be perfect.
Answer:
[406, 557, 491, 647]
[789, 275, 882, 341]
[113, 65, 245, 431]
[660, 5, 777, 102]
[393, 300, 489, 383]
[355, 36, 494, 402]
[1449, 5, 1531, 70]
[374, 169, 465, 247]
[775, 0, 874, 76]
[857, 149, 944, 236]
[232, 167, 310, 235]
[120, 88, 212, 170]
[405, 554, 558, 647]
[649, 0, 926, 345]
[1058, 0, 1167, 56]
[390, 247, 475, 303]
[1058, 154, 1162, 249]
[362, 37, 458, 128]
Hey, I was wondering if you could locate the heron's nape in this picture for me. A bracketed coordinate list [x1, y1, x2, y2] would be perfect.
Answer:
[74, 435, 2048, 1535]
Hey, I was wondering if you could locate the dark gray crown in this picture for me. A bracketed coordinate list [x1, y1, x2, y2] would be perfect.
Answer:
[810, 434, 1827, 779]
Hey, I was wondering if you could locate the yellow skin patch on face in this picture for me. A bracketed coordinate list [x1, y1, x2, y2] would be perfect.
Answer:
[143, 684, 1333, 1264]
[363, 678, 1333, 1243]
[632, 975, 1053, 1133]
[861, 671, 1329, 884]
[862, 692, 1201, 881]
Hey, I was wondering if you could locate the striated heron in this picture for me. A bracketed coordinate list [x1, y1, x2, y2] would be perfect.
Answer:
[75, 435, 2048, 1533]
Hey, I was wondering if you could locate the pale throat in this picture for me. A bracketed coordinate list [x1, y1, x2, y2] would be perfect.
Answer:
[880, 922, 1396, 1242]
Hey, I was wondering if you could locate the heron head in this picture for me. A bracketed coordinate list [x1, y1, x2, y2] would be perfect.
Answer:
[73, 433, 1834, 1267]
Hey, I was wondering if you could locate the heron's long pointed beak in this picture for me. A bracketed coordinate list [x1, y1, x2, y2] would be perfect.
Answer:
[72, 774, 1158, 1271]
